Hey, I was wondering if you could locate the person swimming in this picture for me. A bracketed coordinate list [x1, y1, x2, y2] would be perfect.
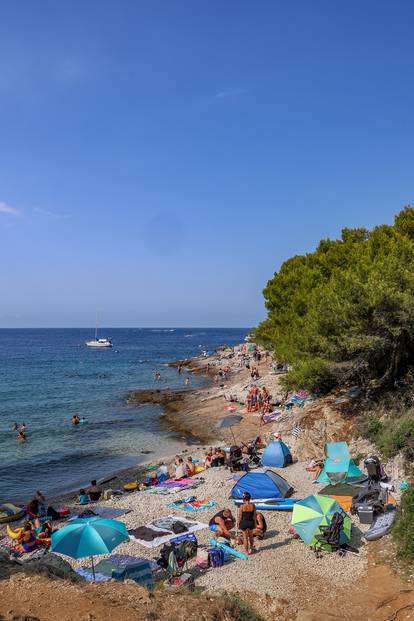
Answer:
[71, 415, 80, 426]
[18, 431, 26, 442]
[12, 422, 18, 431]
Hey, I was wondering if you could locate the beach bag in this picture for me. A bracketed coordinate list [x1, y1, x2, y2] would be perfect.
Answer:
[207, 547, 224, 568]
[196, 548, 209, 569]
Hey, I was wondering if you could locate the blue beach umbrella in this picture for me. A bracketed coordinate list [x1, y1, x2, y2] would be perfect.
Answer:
[51, 517, 129, 579]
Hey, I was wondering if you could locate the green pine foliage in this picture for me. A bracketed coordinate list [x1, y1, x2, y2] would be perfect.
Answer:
[256, 207, 414, 392]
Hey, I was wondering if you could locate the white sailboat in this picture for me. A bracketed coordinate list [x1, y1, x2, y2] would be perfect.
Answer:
[86, 315, 112, 348]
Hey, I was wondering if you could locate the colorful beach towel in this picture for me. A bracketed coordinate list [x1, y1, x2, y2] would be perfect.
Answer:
[263, 411, 282, 424]
[167, 499, 216, 512]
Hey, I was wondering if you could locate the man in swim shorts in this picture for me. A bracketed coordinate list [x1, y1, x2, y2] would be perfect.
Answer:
[209, 508, 236, 540]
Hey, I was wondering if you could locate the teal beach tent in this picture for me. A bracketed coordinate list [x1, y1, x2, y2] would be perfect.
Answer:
[316, 442, 364, 484]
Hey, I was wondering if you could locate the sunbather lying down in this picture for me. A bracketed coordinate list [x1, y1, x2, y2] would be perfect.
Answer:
[209, 508, 236, 540]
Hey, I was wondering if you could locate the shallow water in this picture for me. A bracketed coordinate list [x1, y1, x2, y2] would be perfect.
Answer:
[0, 328, 247, 502]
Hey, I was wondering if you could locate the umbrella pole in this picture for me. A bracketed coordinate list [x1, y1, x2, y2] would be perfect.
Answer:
[91, 556, 95, 582]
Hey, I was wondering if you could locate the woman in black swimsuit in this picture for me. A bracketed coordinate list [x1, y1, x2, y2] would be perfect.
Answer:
[237, 492, 256, 555]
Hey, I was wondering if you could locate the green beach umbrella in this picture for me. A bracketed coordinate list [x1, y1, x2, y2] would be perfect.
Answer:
[291, 494, 351, 549]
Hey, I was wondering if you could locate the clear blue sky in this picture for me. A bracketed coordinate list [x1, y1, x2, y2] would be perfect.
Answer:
[1, 1, 413, 328]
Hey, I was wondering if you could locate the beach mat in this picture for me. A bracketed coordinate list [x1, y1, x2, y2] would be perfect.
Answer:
[128, 516, 207, 548]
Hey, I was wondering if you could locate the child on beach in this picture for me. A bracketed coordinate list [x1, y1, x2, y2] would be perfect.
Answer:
[79, 489, 89, 505]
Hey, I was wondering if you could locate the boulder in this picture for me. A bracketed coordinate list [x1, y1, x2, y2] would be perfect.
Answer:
[25, 553, 84, 582]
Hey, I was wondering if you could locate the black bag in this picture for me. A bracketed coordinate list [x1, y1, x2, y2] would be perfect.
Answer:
[351, 484, 383, 515]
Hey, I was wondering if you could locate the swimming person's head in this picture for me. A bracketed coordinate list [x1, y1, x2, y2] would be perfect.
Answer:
[243, 492, 251, 502]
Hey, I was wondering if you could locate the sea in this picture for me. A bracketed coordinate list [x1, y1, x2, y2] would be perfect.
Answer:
[0, 328, 248, 503]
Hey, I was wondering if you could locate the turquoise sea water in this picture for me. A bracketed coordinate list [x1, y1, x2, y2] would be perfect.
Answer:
[0, 328, 247, 502]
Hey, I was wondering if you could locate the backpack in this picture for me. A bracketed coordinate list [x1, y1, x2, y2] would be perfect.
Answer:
[207, 547, 225, 568]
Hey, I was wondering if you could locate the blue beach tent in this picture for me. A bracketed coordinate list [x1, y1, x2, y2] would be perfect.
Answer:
[231, 469, 293, 500]
[261, 440, 293, 468]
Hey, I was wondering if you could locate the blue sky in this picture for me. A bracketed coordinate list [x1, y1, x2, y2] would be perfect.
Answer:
[1, 1, 414, 327]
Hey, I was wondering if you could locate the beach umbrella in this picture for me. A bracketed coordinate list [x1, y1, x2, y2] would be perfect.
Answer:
[291, 494, 351, 550]
[216, 415, 243, 442]
[51, 517, 128, 579]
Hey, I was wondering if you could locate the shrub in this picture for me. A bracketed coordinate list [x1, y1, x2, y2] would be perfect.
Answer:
[281, 358, 335, 393]
[392, 482, 414, 565]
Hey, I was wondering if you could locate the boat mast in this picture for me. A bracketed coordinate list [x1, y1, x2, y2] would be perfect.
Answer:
[95, 312, 98, 341]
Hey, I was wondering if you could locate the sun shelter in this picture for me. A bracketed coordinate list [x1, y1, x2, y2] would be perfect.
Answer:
[261, 440, 293, 468]
[316, 442, 365, 484]
[231, 469, 293, 500]
[319, 483, 362, 512]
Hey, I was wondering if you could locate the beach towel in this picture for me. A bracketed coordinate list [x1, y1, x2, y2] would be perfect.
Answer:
[76, 567, 110, 583]
[263, 411, 282, 424]
[95, 554, 158, 574]
[128, 516, 207, 549]
[167, 500, 216, 512]
[72, 507, 131, 521]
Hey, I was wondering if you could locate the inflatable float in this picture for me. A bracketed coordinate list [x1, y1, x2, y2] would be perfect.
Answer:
[124, 482, 138, 492]
[208, 538, 248, 560]
[7, 524, 23, 539]
[233, 498, 301, 511]
[363, 509, 396, 541]
[0, 503, 25, 524]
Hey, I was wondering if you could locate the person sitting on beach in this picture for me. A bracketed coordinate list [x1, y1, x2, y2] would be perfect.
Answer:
[211, 447, 226, 467]
[79, 489, 89, 505]
[173, 457, 186, 480]
[36, 490, 48, 517]
[37, 520, 53, 546]
[238, 492, 257, 555]
[184, 377, 190, 386]
[26, 499, 40, 522]
[156, 462, 168, 482]
[18, 430, 26, 442]
[88, 480, 102, 501]
[186, 456, 196, 476]
[15, 522, 38, 554]
[252, 511, 267, 540]
[209, 508, 236, 541]
[204, 449, 214, 468]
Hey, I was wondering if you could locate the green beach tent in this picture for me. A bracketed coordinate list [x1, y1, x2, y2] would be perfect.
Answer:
[291, 494, 351, 550]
